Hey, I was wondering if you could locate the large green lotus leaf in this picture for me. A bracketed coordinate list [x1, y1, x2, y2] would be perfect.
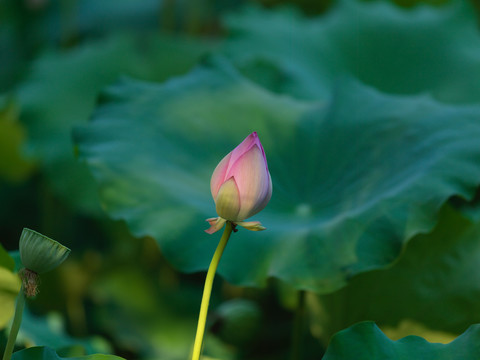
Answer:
[452, 190, 480, 223]
[12, 346, 124, 360]
[17, 33, 214, 214]
[74, 58, 480, 293]
[223, 1, 480, 103]
[308, 205, 480, 342]
[322, 321, 480, 360]
[75, 0, 160, 35]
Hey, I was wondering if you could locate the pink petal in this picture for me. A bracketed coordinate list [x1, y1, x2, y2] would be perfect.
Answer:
[206, 217, 219, 226]
[210, 153, 232, 198]
[225, 132, 259, 176]
[249, 171, 272, 216]
[231, 144, 270, 220]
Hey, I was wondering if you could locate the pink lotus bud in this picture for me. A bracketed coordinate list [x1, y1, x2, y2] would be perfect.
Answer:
[209, 132, 272, 224]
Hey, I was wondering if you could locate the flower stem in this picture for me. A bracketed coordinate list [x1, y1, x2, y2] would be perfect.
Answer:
[291, 290, 306, 360]
[192, 221, 233, 360]
[2, 286, 26, 360]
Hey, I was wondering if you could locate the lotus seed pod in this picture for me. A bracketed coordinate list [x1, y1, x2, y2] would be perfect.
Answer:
[19, 228, 70, 274]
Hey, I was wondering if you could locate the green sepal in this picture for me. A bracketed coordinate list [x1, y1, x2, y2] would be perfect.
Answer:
[235, 221, 266, 231]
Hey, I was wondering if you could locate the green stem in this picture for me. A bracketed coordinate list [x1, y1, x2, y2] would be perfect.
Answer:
[291, 290, 306, 360]
[2, 286, 26, 360]
[191, 221, 233, 360]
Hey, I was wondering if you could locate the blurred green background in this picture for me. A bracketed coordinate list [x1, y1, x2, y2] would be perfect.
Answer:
[2, 0, 480, 359]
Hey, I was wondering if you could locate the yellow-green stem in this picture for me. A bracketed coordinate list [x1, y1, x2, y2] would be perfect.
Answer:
[191, 221, 233, 360]
[2, 286, 26, 360]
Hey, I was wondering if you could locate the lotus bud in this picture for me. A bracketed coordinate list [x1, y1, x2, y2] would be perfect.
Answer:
[206, 132, 272, 233]
[19, 228, 70, 274]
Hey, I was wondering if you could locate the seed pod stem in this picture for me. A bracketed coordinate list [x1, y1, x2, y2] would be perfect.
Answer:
[2, 285, 26, 360]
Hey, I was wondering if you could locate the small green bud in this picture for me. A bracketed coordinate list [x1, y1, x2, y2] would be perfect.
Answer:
[19, 228, 70, 274]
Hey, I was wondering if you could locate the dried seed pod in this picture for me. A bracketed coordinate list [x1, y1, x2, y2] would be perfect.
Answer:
[19, 228, 70, 274]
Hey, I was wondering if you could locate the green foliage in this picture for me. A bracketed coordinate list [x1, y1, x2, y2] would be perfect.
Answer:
[224, 1, 480, 103]
[18, 309, 111, 355]
[3, 0, 480, 357]
[74, 58, 480, 293]
[322, 322, 480, 360]
[0, 99, 35, 183]
[88, 266, 201, 360]
[17, 34, 215, 214]
[0, 244, 15, 272]
[211, 299, 262, 346]
[311, 205, 480, 339]
[12, 346, 124, 360]
[0, 245, 19, 329]
[0, 266, 20, 330]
